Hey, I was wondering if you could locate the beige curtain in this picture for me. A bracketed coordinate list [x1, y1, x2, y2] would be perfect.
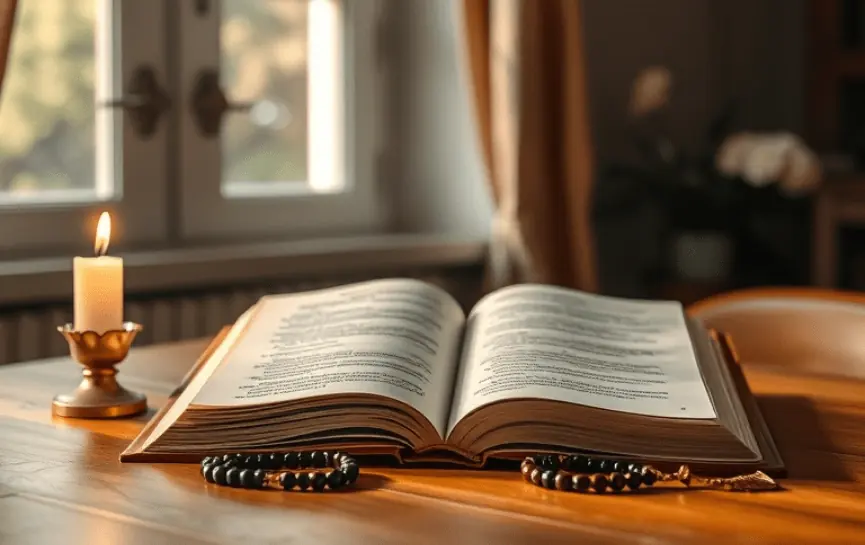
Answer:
[0, 1, 15, 99]
[462, 0, 598, 292]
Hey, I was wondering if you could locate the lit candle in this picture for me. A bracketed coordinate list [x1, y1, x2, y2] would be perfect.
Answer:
[73, 212, 123, 334]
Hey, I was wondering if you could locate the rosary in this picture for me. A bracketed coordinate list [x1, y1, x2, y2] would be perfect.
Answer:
[200, 451, 359, 491]
[520, 454, 778, 493]
[199, 451, 777, 493]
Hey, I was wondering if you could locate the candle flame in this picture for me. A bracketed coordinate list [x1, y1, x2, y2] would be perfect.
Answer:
[94, 212, 111, 256]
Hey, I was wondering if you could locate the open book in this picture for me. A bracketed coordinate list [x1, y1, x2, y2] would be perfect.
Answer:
[122, 279, 782, 473]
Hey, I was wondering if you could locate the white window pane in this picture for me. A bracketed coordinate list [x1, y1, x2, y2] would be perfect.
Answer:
[220, 0, 309, 194]
[0, 0, 117, 206]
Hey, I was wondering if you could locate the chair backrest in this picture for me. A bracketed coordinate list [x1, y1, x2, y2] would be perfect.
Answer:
[688, 288, 865, 379]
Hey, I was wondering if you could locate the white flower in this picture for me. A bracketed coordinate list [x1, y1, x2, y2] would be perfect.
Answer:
[714, 132, 823, 193]
[715, 132, 759, 177]
[629, 66, 672, 117]
[741, 134, 799, 187]
[779, 145, 822, 195]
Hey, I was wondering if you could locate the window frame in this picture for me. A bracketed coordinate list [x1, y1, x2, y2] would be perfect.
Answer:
[175, 0, 390, 243]
[0, 0, 392, 257]
[0, 0, 170, 255]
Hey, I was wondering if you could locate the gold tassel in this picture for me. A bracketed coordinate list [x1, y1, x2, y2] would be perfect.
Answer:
[655, 465, 779, 492]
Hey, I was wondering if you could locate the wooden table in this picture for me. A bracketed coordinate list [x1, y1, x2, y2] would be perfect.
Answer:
[2, 339, 865, 544]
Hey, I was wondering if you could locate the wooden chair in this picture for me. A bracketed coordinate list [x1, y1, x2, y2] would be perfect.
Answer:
[688, 288, 865, 379]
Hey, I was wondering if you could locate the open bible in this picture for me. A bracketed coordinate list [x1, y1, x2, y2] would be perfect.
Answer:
[122, 279, 783, 473]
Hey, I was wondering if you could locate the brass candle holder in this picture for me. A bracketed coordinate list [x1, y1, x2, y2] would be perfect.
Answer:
[52, 322, 147, 418]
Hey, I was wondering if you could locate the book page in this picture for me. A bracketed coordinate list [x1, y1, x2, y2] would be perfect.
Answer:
[447, 285, 716, 435]
[192, 279, 465, 437]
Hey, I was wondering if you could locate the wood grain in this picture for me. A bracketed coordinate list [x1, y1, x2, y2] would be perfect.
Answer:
[1, 335, 865, 544]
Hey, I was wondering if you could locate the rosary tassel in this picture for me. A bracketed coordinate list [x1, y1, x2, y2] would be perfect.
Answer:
[658, 465, 779, 492]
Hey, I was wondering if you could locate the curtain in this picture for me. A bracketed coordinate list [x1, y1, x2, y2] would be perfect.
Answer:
[461, 0, 598, 292]
[0, 0, 15, 98]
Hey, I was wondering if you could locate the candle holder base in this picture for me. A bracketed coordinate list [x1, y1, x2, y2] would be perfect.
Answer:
[52, 323, 147, 419]
[52, 382, 147, 419]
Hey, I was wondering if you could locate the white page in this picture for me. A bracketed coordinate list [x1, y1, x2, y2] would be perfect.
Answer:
[142, 305, 258, 450]
[447, 284, 716, 435]
[192, 279, 465, 437]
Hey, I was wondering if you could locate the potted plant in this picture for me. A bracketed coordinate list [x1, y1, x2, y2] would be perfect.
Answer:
[602, 66, 823, 284]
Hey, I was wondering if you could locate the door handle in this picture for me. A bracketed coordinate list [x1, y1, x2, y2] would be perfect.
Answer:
[190, 69, 257, 138]
[100, 65, 171, 139]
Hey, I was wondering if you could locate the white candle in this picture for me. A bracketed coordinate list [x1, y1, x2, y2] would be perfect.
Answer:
[73, 212, 123, 334]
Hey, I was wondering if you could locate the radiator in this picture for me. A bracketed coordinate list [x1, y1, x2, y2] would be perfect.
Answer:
[0, 267, 482, 365]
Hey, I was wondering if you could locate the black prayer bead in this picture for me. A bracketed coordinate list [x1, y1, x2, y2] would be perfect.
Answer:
[201, 456, 213, 466]
[327, 470, 345, 490]
[202, 465, 216, 483]
[625, 471, 642, 490]
[541, 470, 556, 489]
[537, 455, 558, 471]
[252, 469, 266, 489]
[609, 472, 626, 492]
[226, 454, 243, 467]
[226, 467, 242, 487]
[641, 467, 657, 486]
[222, 458, 238, 469]
[611, 461, 629, 473]
[266, 453, 280, 469]
[331, 452, 344, 465]
[212, 465, 228, 486]
[311, 472, 328, 492]
[299, 452, 313, 468]
[222, 454, 233, 463]
[284, 452, 300, 469]
[529, 468, 543, 486]
[627, 463, 643, 475]
[597, 459, 612, 472]
[571, 455, 591, 472]
[342, 462, 359, 484]
[238, 469, 253, 488]
[296, 472, 311, 491]
[280, 472, 297, 490]
[591, 474, 608, 493]
[243, 455, 256, 468]
[573, 474, 591, 492]
[584, 457, 597, 472]
[311, 451, 326, 468]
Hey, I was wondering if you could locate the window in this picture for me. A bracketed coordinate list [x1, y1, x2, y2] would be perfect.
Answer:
[0, 0, 387, 255]
[0, 0, 168, 253]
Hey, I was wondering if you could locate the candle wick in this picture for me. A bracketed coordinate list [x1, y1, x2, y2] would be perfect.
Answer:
[94, 241, 108, 257]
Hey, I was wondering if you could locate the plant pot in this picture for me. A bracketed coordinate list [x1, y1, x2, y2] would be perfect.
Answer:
[669, 230, 734, 283]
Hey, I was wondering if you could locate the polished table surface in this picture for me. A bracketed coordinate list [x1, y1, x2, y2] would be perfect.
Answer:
[2, 339, 865, 544]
